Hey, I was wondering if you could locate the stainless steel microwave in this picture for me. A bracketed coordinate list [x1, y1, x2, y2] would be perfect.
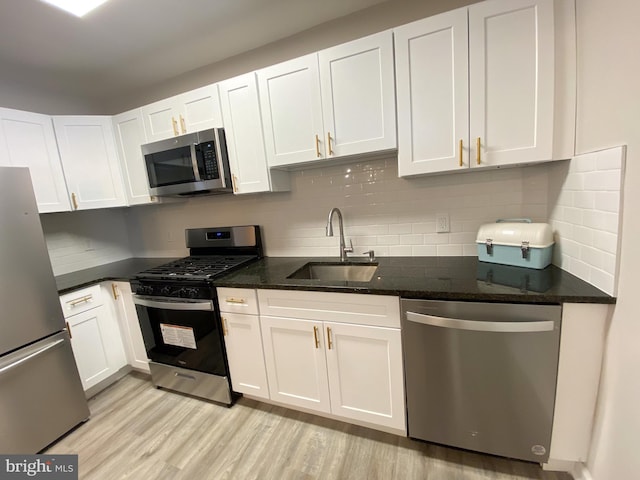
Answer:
[141, 128, 232, 196]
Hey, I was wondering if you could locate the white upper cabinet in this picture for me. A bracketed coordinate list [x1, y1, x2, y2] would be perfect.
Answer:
[219, 72, 289, 194]
[53, 116, 127, 210]
[0, 108, 71, 213]
[141, 84, 223, 142]
[396, 0, 574, 176]
[395, 8, 469, 176]
[112, 109, 155, 205]
[469, 0, 554, 168]
[319, 30, 396, 159]
[257, 31, 396, 169]
[258, 54, 325, 167]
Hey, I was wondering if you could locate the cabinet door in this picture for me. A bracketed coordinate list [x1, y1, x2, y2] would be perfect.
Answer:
[53, 116, 127, 210]
[258, 54, 325, 167]
[325, 321, 405, 431]
[141, 97, 180, 141]
[395, 8, 470, 176]
[319, 31, 396, 158]
[113, 109, 155, 205]
[179, 84, 223, 133]
[260, 316, 330, 413]
[0, 108, 71, 212]
[109, 282, 149, 373]
[222, 312, 269, 399]
[219, 73, 274, 194]
[469, 0, 554, 167]
[66, 304, 126, 391]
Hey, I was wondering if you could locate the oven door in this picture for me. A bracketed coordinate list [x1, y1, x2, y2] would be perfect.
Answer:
[133, 295, 227, 376]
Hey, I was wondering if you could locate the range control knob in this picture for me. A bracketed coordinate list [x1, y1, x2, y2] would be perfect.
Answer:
[136, 285, 153, 295]
[160, 286, 171, 296]
[181, 288, 198, 299]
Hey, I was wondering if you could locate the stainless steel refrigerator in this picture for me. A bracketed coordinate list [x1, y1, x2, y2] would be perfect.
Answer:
[0, 166, 89, 453]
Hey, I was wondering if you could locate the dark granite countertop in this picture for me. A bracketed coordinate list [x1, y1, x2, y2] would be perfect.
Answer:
[55, 257, 178, 294]
[211, 256, 615, 305]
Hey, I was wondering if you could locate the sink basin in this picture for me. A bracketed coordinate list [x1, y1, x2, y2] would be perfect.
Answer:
[287, 262, 379, 282]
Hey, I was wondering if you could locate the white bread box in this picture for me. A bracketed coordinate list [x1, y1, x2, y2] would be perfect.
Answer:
[476, 219, 554, 269]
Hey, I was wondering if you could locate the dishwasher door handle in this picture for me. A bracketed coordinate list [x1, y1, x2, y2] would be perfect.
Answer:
[405, 311, 554, 333]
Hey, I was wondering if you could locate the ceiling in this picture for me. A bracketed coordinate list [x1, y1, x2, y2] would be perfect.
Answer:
[0, 0, 388, 103]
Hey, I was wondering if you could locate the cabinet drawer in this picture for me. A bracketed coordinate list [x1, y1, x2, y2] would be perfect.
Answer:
[257, 289, 400, 328]
[217, 288, 258, 315]
[59, 284, 103, 318]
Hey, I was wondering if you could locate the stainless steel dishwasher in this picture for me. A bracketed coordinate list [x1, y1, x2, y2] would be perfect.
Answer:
[401, 299, 561, 463]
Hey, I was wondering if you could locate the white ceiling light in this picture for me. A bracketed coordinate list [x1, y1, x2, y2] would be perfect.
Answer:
[40, 0, 111, 17]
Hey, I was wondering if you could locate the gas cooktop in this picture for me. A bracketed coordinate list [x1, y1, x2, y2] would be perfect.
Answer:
[134, 226, 263, 284]
[136, 255, 258, 281]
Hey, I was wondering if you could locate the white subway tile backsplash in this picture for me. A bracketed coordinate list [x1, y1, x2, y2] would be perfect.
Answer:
[583, 170, 622, 191]
[592, 231, 618, 254]
[437, 244, 463, 256]
[389, 245, 412, 256]
[412, 245, 437, 256]
[595, 191, 621, 212]
[40, 148, 621, 299]
[548, 146, 625, 295]
[596, 146, 625, 170]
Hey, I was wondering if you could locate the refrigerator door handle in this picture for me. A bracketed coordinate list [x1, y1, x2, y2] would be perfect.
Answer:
[0, 338, 65, 375]
[405, 311, 554, 333]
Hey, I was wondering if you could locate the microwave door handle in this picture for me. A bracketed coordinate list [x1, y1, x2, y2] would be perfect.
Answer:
[214, 129, 227, 188]
[132, 295, 214, 312]
[191, 144, 201, 181]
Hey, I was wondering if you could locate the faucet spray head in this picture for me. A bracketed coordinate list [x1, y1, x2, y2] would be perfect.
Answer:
[326, 223, 334, 236]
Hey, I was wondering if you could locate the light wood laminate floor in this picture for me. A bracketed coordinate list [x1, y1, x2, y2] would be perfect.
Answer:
[46, 373, 571, 480]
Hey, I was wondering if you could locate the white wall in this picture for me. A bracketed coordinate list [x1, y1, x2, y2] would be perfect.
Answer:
[574, 0, 640, 479]
[126, 158, 550, 259]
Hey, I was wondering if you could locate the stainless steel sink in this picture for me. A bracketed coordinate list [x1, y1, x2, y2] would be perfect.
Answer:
[287, 262, 379, 282]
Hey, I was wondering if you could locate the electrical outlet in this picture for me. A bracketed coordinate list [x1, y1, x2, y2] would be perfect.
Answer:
[436, 213, 450, 233]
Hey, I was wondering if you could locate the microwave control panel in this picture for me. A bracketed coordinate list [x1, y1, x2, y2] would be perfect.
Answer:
[200, 143, 219, 180]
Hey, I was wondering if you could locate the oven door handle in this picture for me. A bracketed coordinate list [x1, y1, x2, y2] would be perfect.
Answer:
[132, 295, 214, 311]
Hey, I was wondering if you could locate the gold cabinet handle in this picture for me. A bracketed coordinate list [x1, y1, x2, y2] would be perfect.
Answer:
[111, 283, 119, 300]
[71, 192, 78, 210]
[476, 137, 481, 165]
[232, 174, 238, 193]
[66, 322, 72, 339]
[315, 134, 321, 158]
[180, 115, 186, 134]
[225, 297, 246, 305]
[459, 139, 463, 167]
[327, 132, 334, 155]
[313, 326, 320, 349]
[172, 117, 179, 136]
[68, 294, 92, 307]
[327, 327, 333, 350]
[222, 317, 228, 336]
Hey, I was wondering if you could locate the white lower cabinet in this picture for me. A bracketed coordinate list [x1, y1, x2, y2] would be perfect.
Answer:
[261, 316, 331, 412]
[60, 285, 127, 392]
[223, 312, 271, 400]
[107, 282, 149, 373]
[324, 321, 404, 430]
[218, 288, 269, 399]
[257, 289, 406, 434]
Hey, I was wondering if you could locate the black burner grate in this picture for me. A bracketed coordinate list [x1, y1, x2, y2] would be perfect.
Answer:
[138, 255, 257, 280]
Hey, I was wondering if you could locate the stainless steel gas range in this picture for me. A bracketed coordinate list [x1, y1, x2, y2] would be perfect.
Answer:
[130, 225, 262, 404]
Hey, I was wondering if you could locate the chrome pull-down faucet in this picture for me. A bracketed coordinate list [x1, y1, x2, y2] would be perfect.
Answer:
[326, 207, 353, 262]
